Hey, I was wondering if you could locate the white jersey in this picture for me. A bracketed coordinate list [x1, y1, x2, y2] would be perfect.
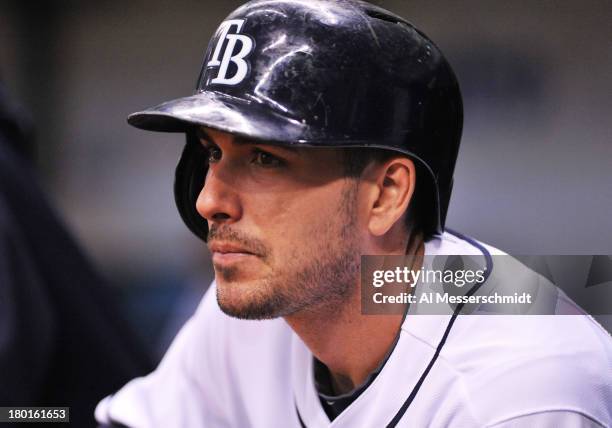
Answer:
[96, 231, 612, 427]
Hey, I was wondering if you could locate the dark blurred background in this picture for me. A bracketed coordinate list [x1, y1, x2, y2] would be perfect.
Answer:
[1, 0, 610, 356]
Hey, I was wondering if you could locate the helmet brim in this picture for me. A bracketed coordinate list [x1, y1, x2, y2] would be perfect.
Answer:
[127, 91, 307, 144]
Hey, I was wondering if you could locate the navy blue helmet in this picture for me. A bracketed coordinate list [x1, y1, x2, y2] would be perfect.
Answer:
[127, 0, 463, 241]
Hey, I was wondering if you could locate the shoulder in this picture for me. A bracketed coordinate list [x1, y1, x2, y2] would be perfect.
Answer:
[446, 315, 611, 426]
[141, 282, 294, 382]
[96, 284, 294, 427]
[420, 231, 612, 426]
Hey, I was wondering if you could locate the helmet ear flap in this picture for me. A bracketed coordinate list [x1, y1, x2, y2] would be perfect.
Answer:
[174, 131, 209, 241]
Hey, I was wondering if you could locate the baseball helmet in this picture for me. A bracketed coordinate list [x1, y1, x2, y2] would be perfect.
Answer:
[127, 0, 463, 241]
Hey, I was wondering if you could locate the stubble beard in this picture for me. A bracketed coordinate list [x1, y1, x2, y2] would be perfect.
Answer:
[215, 181, 361, 320]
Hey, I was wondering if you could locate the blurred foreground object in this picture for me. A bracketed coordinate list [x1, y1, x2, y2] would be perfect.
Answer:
[0, 81, 152, 426]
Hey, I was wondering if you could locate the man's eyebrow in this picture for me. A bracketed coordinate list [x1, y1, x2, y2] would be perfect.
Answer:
[234, 136, 299, 153]
[197, 129, 298, 153]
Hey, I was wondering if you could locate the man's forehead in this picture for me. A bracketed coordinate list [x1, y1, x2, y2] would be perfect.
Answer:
[197, 127, 298, 152]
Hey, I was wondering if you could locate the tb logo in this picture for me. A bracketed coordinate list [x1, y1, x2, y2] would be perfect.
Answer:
[207, 19, 254, 85]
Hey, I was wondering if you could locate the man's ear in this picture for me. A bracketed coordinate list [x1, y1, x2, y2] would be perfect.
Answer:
[364, 157, 415, 237]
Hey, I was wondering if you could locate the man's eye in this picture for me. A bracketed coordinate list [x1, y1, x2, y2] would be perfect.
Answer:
[253, 150, 283, 167]
[206, 147, 222, 163]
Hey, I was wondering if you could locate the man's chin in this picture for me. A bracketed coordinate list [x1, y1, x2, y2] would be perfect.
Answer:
[215, 280, 292, 320]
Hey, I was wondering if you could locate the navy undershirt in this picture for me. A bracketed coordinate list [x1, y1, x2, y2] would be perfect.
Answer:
[314, 357, 379, 421]
[313, 325, 404, 421]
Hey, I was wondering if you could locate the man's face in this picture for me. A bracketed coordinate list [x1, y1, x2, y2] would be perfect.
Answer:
[196, 128, 363, 320]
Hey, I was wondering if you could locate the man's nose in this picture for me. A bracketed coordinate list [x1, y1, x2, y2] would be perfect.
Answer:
[196, 165, 242, 226]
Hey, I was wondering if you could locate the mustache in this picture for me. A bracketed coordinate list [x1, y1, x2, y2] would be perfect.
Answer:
[208, 225, 270, 258]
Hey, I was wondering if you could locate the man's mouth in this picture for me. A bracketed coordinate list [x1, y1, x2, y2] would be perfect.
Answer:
[209, 242, 258, 265]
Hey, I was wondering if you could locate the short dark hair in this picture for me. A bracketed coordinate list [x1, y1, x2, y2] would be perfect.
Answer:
[341, 148, 435, 241]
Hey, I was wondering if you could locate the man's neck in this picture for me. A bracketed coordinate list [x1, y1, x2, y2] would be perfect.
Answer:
[284, 233, 425, 395]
